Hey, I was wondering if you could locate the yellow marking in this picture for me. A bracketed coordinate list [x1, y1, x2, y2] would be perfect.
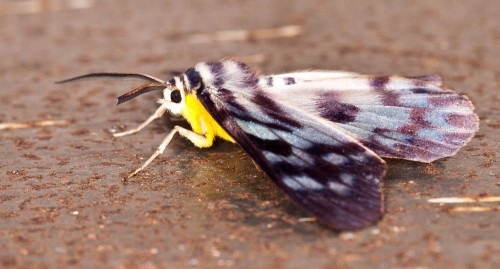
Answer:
[182, 94, 235, 148]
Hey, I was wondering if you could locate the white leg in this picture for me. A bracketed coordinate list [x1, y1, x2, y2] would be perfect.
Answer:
[124, 126, 209, 181]
[113, 105, 167, 137]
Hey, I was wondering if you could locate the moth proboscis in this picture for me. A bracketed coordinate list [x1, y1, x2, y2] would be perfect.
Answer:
[57, 59, 479, 230]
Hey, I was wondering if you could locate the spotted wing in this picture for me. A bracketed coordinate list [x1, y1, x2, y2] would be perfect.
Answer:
[259, 71, 443, 88]
[259, 74, 478, 163]
[197, 83, 386, 230]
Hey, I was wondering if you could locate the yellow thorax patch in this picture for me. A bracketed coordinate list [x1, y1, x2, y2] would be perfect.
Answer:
[181, 94, 235, 148]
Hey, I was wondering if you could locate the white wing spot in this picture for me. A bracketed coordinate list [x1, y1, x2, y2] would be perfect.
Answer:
[355, 110, 408, 130]
[340, 173, 355, 186]
[374, 136, 397, 147]
[295, 175, 323, 190]
[283, 177, 302, 190]
[283, 175, 323, 190]
[322, 152, 349, 165]
[236, 119, 278, 140]
[365, 174, 380, 184]
[398, 95, 430, 107]
[350, 152, 368, 163]
[263, 151, 283, 163]
[292, 148, 315, 165]
[328, 182, 351, 196]
[274, 129, 313, 149]
[416, 128, 444, 142]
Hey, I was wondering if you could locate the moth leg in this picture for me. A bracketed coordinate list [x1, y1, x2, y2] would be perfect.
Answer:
[251, 160, 264, 173]
[113, 105, 167, 137]
[125, 126, 210, 181]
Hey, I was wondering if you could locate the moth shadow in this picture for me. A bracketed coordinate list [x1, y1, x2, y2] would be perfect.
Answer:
[217, 150, 338, 234]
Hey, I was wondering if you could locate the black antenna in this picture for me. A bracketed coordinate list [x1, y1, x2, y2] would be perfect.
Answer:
[55, 72, 165, 84]
[116, 83, 169, 105]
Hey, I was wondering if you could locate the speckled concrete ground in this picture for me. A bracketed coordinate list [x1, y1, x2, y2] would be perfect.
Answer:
[0, 0, 499, 268]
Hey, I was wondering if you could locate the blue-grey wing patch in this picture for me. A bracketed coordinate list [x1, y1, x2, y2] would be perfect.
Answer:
[198, 82, 386, 230]
[262, 75, 478, 163]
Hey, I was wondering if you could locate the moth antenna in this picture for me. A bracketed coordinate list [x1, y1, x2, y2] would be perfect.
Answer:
[55, 72, 165, 84]
[116, 83, 169, 105]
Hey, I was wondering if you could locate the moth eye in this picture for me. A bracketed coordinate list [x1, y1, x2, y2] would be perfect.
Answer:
[170, 90, 182, 103]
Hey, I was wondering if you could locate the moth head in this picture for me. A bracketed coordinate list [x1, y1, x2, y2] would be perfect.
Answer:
[161, 68, 203, 116]
[157, 68, 203, 116]
[113, 77, 185, 117]
[160, 77, 185, 116]
[55, 71, 194, 118]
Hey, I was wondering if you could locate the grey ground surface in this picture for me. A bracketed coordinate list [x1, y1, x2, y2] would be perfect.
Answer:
[0, 0, 499, 268]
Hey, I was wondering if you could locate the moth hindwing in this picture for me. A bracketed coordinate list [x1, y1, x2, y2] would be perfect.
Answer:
[58, 59, 478, 230]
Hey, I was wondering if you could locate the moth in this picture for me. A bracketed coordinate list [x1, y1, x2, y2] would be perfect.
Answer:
[57, 59, 479, 230]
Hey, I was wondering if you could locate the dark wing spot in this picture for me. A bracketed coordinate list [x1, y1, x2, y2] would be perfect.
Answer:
[252, 90, 281, 111]
[247, 134, 292, 157]
[236, 60, 252, 73]
[428, 94, 469, 107]
[252, 90, 302, 128]
[233, 112, 293, 133]
[305, 142, 365, 157]
[197, 90, 228, 122]
[370, 76, 389, 90]
[266, 76, 273, 87]
[236, 61, 258, 80]
[406, 74, 443, 86]
[443, 133, 473, 146]
[317, 93, 360, 123]
[446, 114, 477, 129]
[216, 88, 247, 112]
[370, 76, 401, 106]
[273, 161, 302, 176]
[266, 110, 302, 129]
[411, 87, 434, 94]
[408, 108, 431, 127]
[318, 100, 359, 123]
[284, 77, 296, 85]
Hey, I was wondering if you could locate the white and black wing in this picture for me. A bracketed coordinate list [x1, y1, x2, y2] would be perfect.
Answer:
[258, 73, 478, 163]
[195, 61, 386, 230]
